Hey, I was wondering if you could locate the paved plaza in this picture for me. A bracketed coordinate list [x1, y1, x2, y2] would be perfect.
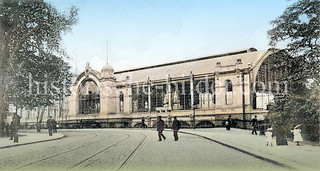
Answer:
[0, 128, 319, 171]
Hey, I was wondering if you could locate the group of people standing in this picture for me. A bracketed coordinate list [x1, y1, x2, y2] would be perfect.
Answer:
[0, 115, 20, 141]
[225, 115, 259, 134]
[156, 116, 181, 141]
[1, 120, 17, 140]
[0, 121, 11, 138]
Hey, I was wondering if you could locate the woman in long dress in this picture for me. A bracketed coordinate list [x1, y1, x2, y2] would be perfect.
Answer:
[291, 125, 303, 146]
[266, 127, 273, 146]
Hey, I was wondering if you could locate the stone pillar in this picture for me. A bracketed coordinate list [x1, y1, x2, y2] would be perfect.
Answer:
[100, 80, 117, 115]
[148, 79, 151, 113]
[190, 72, 194, 108]
[127, 86, 132, 114]
[167, 75, 172, 110]
[241, 72, 247, 129]
[68, 85, 78, 117]
[125, 76, 132, 114]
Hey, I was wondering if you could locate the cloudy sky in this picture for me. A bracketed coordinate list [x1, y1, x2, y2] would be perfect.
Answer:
[47, 0, 293, 73]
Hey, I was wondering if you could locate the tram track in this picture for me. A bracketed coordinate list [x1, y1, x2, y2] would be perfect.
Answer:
[10, 131, 112, 171]
[68, 132, 147, 171]
[1, 129, 295, 171]
[3, 130, 147, 171]
[0, 131, 98, 162]
[116, 133, 146, 170]
[67, 132, 130, 170]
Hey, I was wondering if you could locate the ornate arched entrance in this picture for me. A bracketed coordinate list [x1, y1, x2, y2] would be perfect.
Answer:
[78, 79, 100, 114]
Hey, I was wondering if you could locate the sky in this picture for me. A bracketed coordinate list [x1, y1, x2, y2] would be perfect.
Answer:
[46, 0, 294, 73]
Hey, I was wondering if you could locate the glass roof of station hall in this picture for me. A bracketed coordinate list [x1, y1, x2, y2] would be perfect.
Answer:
[114, 48, 271, 83]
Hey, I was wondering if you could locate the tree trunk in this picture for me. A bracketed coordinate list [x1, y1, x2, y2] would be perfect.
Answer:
[36, 108, 40, 132]
[36, 107, 45, 132]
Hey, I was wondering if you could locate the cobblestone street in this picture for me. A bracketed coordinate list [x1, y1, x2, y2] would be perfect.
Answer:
[0, 129, 289, 171]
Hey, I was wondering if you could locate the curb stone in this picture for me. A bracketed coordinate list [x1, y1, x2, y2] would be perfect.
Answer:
[0, 134, 65, 149]
[178, 130, 296, 171]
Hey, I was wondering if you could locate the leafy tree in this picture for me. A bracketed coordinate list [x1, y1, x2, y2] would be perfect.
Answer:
[268, 0, 320, 82]
[0, 0, 77, 131]
[267, 0, 320, 143]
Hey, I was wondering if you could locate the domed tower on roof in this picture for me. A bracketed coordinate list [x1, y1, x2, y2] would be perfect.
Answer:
[101, 63, 115, 80]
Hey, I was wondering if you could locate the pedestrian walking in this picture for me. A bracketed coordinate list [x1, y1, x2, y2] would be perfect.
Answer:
[291, 125, 303, 146]
[53, 119, 57, 133]
[10, 115, 20, 142]
[6, 123, 10, 137]
[265, 127, 273, 146]
[80, 119, 84, 129]
[171, 116, 181, 141]
[156, 116, 166, 141]
[141, 117, 146, 128]
[250, 115, 258, 135]
[46, 116, 54, 136]
[9, 120, 14, 140]
[225, 115, 232, 131]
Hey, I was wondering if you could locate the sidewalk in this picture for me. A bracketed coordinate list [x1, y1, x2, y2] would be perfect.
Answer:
[181, 128, 320, 171]
[0, 130, 64, 149]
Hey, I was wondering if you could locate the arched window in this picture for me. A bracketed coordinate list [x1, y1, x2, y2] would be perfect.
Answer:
[78, 80, 100, 114]
[225, 80, 233, 105]
[119, 91, 124, 112]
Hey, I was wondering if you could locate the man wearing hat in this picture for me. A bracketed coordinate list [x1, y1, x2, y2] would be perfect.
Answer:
[156, 116, 166, 141]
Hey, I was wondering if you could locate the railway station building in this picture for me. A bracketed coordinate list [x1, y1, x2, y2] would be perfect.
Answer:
[16, 48, 285, 129]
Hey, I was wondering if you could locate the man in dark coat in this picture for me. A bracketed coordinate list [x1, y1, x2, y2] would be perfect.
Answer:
[9, 120, 14, 140]
[141, 117, 146, 128]
[171, 116, 181, 141]
[225, 115, 232, 131]
[47, 116, 53, 136]
[52, 119, 57, 133]
[250, 115, 258, 135]
[156, 116, 166, 141]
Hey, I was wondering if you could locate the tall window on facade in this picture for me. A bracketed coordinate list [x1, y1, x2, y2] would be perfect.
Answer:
[132, 86, 148, 112]
[194, 79, 215, 107]
[178, 81, 191, 110]
[132, 88, 138, 112]
[211, 81, 216, 104]
[194, 80, 201, 106]
[119, 91, 124, 112]
[151, 84, 166, 112]
[194, 80, 205, 106]
[171, 82, 179, 109]
[78, 80, 100, 114]
[225, 80, 233, 105]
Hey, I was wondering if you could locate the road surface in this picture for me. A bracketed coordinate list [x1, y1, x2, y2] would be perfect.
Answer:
[0, 129, 287, 171]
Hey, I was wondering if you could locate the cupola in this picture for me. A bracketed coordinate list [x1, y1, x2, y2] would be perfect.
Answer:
[101, 63, 115, 79]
